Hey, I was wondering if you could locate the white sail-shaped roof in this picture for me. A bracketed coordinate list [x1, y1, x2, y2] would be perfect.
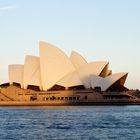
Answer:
[70, 51, 87, 69]
[76, 61, 109, 88]
[23, 55, 42, 90]
[91, 72, 128, 91]
[90, 75, 103, 88]
[99, 63, 109, 77]
[8, 64, 24, 88]
[39, 41, 75, 91]
[56, 71, 83, 88]
[106, 70, 112, 76]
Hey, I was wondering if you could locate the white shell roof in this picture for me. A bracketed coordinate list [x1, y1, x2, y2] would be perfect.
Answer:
[106, 70, 112, 76]
[7, 41, 128, 91]
[91, 72, 128, 91]
[76, 61, 109, 88]
[56, 71, 83, 88]
[8, 64, 24, 87]
[70, 51, 87, 69]
[23, 55, 42, 90]
[99, 63, 109, 77]
[39, 41, 75, 91]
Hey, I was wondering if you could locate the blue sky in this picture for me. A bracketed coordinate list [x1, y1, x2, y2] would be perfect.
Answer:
[0, 0, 140, 89]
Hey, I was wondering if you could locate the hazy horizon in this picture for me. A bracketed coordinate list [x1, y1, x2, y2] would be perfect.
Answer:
[0, 0, 140, 89]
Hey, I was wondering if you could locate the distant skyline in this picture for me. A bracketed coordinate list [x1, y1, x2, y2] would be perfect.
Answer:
[0, 0, 140, 89]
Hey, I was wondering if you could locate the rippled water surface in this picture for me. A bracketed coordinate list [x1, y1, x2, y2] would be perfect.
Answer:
[0, 106, 140, 140]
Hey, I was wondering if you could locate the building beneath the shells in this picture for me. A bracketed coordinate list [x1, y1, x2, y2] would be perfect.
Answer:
[0, 41, 134, 106]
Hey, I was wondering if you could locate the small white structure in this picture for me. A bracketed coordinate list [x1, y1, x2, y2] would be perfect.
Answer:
[91, 72, 128, 91]
[76, 61, 109, 88]
[70, 51, 87, 69]
[23, 55, 42, 90]
[106, 70, 112, 76]
[8, 64, 24, 88]
[99, 63, 109, 77]
[57, 71, 83, 88]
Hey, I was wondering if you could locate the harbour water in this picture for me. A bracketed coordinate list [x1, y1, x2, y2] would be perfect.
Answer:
[0, 106, 140, 140]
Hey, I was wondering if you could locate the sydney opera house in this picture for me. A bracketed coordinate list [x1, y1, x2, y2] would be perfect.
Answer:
[8, 41, 128, 92]
[0, 41, 138, 106]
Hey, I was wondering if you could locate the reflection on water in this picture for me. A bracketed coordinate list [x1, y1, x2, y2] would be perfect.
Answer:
[0, 106, 140, 140]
